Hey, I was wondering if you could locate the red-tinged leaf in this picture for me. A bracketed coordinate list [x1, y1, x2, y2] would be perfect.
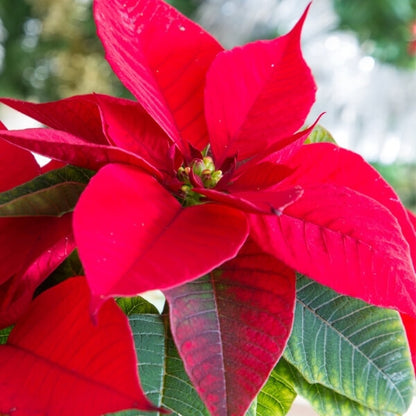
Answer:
[73, 163, 249, 311]
[0, 94, 109, 144]
[0, 128, 161, 177]
[0, 165, 93, 218]
[94, 0, 223, 154]
[280, 142, 416, 277]
[0, 138, 40, 192]
[0, 276, 160, 416]
[95, 94, 173, 171]
[0, 182, 86, 217]
[400, 313, 416, 374]
[0, 214, 72, 288]
[164, 239, 296, 416]
[249, 184, 416, 317]
[0, 214, 74, 328]
[195, 186, 302, 214]
[205, 5, 316, 165]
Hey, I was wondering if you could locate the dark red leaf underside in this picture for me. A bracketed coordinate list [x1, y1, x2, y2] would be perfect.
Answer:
[0, 214, 72, 287]
[0, 128, 160, 177]
[0, 214, 74, 328]
[0, 138, 40, 192]
[165, 239, 296, 416]
[0, 95, 108, 145]
[94, 0, 223, 153]
[0, 276, 159, 416]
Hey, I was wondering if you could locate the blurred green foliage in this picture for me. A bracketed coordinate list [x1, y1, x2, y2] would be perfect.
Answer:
[372, 163, 416, 212]
[166, 0, 201, 16]
[334, 0, 416, 69]
[1, 0, 415, 100]
[0, 0, 43, 98]
[0, 0, 198, 100]
[0, 0, 118, 100]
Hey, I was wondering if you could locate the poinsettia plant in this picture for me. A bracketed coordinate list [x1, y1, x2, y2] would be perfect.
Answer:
[0, 0, 415, 415]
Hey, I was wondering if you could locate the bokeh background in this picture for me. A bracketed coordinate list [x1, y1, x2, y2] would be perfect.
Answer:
[0, 1, 415, 414]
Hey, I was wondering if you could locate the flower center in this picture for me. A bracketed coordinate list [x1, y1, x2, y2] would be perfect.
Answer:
[177, 156, 222, 206]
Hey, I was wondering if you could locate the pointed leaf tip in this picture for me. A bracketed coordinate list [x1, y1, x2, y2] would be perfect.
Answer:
[205, 3, 316, 165]
[295, 2, 312, 34]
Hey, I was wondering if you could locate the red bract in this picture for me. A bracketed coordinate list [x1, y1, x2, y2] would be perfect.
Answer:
[0, 0, 313, 310]
[0, 132, 74, 328]
[0, 276, 161, 416]
[165, 239, 296, 416]
[0, 0, 414, 314]
[401, 210, 416, 373]
[0, 0, 416, 414]
[401, 312, 416, 373]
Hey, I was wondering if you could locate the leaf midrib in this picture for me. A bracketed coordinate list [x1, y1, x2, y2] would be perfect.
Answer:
[293, 293, 406, 411]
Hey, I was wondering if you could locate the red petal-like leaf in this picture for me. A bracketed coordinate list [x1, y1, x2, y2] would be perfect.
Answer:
[281, 143, 416, 277]
[0, 128, 161, 177]
[0, 214, 74, 328]
[402, 210, 416, 373]
[0, 276, 159, 416]
[165, 239, 296, 416]
[250, 184, 416, 317]
[0, 214, 72, 287]
[408, 209, 416, 228]
[401, 313, 416, 374]
[0, 138, 40, 192]
[227, 161, 293, 192]
[94, 0, 223, 153]
[0, 94, 108, 144]
[195, 186, 302, 214]
[95, 94, 173, 171]
[235, 117, 321, 175]
[41, 159, 66, 173]
[205, 5, 316, 165]
[73, 163, 248, 311]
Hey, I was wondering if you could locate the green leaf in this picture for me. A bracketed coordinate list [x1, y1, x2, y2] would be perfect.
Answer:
[0, 326, 13, 345]
[281, 358, 396, 416]
[246, 398, 257, 416]
[284, 275, 415, 415]
[109, 311, 274, 416]
[116, 296, 160, 316]
[0, 165, 94, 217]
[107, 313, 210, 416]
[257, 359, 297, 416]
[304, 125, 336, 144]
